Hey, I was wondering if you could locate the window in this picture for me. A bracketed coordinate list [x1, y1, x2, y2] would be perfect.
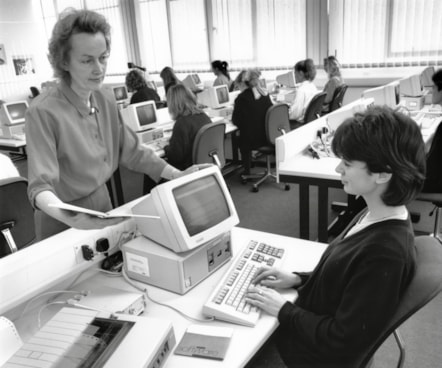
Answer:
[329, 0, 442, 67]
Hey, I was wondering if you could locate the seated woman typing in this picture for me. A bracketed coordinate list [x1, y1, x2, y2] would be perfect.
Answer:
[246, 106, 426, 368]
[164, 84, 211, 170]
[289, 58, 318, 127]
[231, 69, 273, 177]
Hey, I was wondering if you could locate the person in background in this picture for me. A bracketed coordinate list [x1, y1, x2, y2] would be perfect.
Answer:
[322, 56, 344, 113]
[25, 9, 199, 240]
[232, 70, 247, 92]
[125, 69, 161, 107]
[212, 60, 233, 91]
[0, 153, 19, 180]
[289, 58, 318, 125]
[164, 84, 211, 170]
[232, 69, 272, 178]
[422, 68, 442, 193]
[246, 106, 426, 368]
[160, 66, 181, 96]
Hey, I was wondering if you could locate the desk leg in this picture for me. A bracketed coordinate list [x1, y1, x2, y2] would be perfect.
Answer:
[299, 183, 309, 239]
[318, 186, 329, 242]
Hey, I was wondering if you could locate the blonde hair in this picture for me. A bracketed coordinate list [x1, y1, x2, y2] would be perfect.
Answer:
[243, 69, 267, 96]
[167, 84, 203, 119]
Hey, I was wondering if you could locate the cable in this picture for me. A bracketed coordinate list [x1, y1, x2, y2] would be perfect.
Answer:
[121, 268, 214, 324]
[37, 301, 66, 329]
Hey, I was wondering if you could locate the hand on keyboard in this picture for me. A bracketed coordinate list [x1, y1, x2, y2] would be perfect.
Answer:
[245, 285, 289, 317]
[251, 267, 301, 289]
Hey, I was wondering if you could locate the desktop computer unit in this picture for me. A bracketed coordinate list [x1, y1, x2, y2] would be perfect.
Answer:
[0, 123, 25, 139]
[122, 231, 232, 295]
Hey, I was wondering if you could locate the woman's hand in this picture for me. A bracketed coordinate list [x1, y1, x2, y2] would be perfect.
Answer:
[245, 285, 288, 317]
[252, 267, 302, 289]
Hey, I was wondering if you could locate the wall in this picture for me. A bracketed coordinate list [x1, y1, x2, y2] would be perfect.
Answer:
[0, 0, 52, 102]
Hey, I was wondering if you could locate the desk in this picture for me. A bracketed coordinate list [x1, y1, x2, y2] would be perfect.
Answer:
[0, 137, 27, 161]
[10, 227, 327, 368]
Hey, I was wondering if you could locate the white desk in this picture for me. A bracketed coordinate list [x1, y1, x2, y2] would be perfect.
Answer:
[10, 227, 327, 368]
[0, 137, 27, 161]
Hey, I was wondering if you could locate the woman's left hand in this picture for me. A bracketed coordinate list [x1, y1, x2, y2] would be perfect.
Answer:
[245, 285, 287, 317]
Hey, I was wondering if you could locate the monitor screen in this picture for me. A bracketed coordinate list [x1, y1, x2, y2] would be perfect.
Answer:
[215, 86, 229, 105]
[136, 102, 157, 128]
[174, 175, 230, 236]
[131, 166, 239, 253]
[113, 86, 128, 101]
[0, 101, 28, 125]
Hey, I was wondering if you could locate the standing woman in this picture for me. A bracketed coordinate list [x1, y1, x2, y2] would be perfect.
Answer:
[25, 9, 195, 240]
[164, 84, 211, 170]
[322, 56, 344, 113]
[232, 69, 272, 178]
[160, 66, 181, 95]
[212, 60, 233, 91]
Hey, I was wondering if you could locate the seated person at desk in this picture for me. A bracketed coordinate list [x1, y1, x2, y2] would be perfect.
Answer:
[160, 66, 181, 95]
[0, 152, 19, 179]
[232, 68, 272, 177]
[232, 70, 247, 92]
[25, 9, 198, 240]
[125, 69, 162, 107]
[422, 68, 442, 193]
[246, 106, 426, 368]
[289, 58, 318, 126]
[164, 84, 211, 170]
[212, 60, 233, 91]
[322, 56, 344, 113]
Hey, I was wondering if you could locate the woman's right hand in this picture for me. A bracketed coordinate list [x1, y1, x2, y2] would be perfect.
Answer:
[252, 267, 301, 289]
[63, 212, 124, 230]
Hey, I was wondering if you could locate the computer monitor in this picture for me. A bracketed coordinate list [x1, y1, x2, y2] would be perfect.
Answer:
[276, 71, 296, 88]
[399, 74, 423, 97]
[131, 166, 239, 253]
[420, 66, 435, 88]
[361, 81, 400, 109]
[0, 101, 29, 126]
[111, 85, 129, 103]
[120, 100, 157, 132]
[259, 78, 267, 89]
[182, 74, 204, 92]
[197, 85, 230, 109]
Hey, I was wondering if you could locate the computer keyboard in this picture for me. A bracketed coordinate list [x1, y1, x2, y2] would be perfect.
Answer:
[143, 136, 169, 154]
[202, 240, 285, 327]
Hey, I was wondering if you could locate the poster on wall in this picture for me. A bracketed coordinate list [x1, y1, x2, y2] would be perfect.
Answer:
[0, 44, 6, 65]
[12, 55, 35, 75]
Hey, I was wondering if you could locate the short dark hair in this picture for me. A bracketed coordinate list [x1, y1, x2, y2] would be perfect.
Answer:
[432, 69, 442, 92]
[125, 69, 147, 92]
[331, 106, 426, 206]
[294, 58, 316, 81]
[48, 9, 111, 83]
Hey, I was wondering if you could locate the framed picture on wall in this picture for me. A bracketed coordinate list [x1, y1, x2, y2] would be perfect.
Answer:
[0, 44, 6, 65]
[12, 55, 35, 75]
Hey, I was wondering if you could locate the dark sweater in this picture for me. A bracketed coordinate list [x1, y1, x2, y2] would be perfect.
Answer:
[423, 120, 442, 193]
[276, 211, 416, 368]
[231, 88, 273, 150]
[130, 86, 160, 105]
[164, 112, 211, 170]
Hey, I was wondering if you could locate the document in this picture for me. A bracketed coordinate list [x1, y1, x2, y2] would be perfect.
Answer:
[48, 203, 159, 219]
[174, 324, 233, 360]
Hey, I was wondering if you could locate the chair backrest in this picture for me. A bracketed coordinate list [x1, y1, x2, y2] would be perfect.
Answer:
[29, 86, 40, 98]
[265, 103, 291, 145]
[192, 122, 226, 168]
[329, 84, 348, 112]
[356, 235, 442, 368]
[304, 92, 327, 124]
[0, 177, 35, 258]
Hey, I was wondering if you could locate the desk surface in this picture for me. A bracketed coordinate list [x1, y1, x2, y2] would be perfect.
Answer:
[13, 227, 326, 368]
[0, 137, 26, 147]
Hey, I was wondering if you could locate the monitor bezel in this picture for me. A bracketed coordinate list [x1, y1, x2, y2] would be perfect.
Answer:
[134, 100, 158, 130]
[112, 85, 129, 102]
[213, 85, 230, 108]
[1, 100, 29, 125]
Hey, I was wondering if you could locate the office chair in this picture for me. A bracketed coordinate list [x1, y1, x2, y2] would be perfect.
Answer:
[415, 193, 442, 242]
[248, 103, 291, 193]
[355, 235, 442, 368]
[291, 92, 327, 130]
[0, 177, 35, 258]
[192, 121, 226, 169]
[329, 84, 348, 112]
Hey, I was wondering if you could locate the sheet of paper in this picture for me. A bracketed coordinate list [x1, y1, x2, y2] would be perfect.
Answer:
[48, 203, 159, 219]
[0, 317, 23, 366]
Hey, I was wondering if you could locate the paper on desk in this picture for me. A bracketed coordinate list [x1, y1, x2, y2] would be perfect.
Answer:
[0, 317, 23, 366]
[48, 203, 159, 219]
